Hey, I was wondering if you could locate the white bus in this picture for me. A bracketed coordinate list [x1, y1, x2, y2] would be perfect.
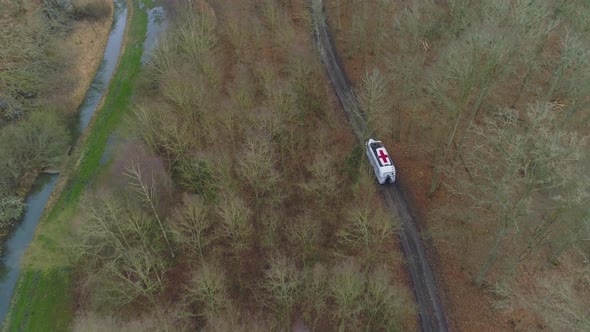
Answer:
[366, 138, 396, 184]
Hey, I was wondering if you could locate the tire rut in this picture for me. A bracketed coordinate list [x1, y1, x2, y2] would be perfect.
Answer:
[310, 2, 448, 331]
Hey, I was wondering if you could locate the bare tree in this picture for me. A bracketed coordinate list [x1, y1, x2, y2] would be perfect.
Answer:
[301, 263, 329, 330]
[216, 192, 253, 250]
[131, 105, 194, 163]
[182, 263, 230, 320]
[73, 306, 187, 332]
[0, 110, 69, 175]
[259, 207, 281, 249]
[364, 267, 414, 331]
[347, 2, 369, 61]
[261, 256, 302, 327]
[528, 267, 590, 331]
[503, 0, 557, 108]
[286, 212, 320, 267]
[169, 194, 215, 259]
[100, 249, 167, 306]
[337, 205, 395, 266]
[429, 30, 509, 195]
[175, 1, 218, 74]
[548, 211, 590, 263]
[75, 193, 168, 309]
[371, 0, 393, 56]
[260, 0, 281, 31]
[447, 0, 479, 36]
[146, 35, 176, 80]
[546, 31, 589, 102]
[124, 160, 175, 258]
[329, 260, 365, 330]
[445, 103, 588, 286]
[300, 152, 338, 204]
[237, 134, 281, 202]
[356, 68, 392, 138]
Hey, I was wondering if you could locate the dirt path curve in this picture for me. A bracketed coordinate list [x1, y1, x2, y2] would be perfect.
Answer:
[310, 2, 448, 331]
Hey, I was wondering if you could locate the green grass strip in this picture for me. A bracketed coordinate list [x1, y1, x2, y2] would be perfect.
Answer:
[3, 1, 149, 330]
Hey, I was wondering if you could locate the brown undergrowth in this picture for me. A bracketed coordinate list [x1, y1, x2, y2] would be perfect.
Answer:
[325, 0, 590, 331]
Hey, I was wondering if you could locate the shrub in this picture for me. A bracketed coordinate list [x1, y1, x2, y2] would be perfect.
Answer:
[173, 156, 218, 201]
[0, 195, 25, 227]
[0, 157, 20, 193]
[0, 110, 69, 175]
[72, 0, 112, 21]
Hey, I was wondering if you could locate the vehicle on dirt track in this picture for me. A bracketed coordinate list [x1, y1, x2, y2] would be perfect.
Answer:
[366, 138, 396, 184]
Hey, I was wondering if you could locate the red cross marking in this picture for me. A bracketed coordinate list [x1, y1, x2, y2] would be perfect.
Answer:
[377, 149, 389, 164]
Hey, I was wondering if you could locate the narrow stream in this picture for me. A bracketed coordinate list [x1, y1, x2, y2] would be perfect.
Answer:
[78, 0, 128, 132]
[0, 0, 128, 324]
[0, 174, 58, 321]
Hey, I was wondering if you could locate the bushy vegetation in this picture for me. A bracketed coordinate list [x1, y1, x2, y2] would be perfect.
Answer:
[327, 0, 590, 328]
[0, 0, 112, 227]
[0, 111, 69, 176]
[0, 1, 51, 122]
[0, 111, 68, 227]
[71, 0, 112, 21]
[71, 0, 415, 329]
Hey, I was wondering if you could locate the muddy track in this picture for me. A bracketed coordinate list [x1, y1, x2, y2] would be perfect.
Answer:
[310, 2, 448, 331]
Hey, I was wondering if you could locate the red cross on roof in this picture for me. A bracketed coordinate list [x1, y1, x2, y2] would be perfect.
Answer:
[377, 149, 389, 164]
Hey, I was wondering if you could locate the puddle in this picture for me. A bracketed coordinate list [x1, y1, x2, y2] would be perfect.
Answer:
[141, 6, 168, 64]
[99, 134, 121, 165]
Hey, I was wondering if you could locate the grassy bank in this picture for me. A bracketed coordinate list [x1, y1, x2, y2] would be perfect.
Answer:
[3, 0, 149, 330]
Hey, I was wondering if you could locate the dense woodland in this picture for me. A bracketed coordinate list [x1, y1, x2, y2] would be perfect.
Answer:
[71, 0, 415, 330]
[0, 0, 111, 231]
[327, 0, 589, 330]
[4, 0, 589, 330]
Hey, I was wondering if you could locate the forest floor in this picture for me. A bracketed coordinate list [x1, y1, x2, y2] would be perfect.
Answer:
[324, 1, 590, 331]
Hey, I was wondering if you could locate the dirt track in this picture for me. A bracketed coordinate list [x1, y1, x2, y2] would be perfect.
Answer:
[310, 2, 448, 331]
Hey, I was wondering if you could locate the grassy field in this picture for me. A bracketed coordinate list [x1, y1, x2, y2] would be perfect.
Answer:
[3, 1, 149, 330]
